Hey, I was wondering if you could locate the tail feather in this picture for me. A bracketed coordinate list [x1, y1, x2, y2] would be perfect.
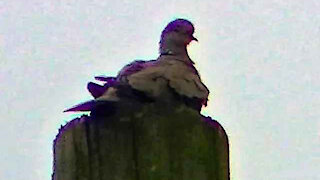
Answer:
[87, 82, 107, 98]
[63, 100, 96, 112]
[94, 76, 116, 83]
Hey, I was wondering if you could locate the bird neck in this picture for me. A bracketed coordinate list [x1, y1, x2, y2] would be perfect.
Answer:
[159, 41, 194, 64]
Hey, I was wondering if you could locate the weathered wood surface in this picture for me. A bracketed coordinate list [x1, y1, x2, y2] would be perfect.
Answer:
[53, 103, 229, 180]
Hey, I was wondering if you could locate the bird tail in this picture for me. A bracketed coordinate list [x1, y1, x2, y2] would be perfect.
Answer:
[63, 100, 96, 112]
[94, 76, 116, 83]
[87, 82, 107, 98]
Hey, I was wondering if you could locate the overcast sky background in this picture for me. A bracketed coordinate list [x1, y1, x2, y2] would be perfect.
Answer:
[1, 0, 319, 179]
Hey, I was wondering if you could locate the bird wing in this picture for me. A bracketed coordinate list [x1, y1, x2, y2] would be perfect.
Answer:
[126, 55, 209, 104]
[64, 56, 209, 112]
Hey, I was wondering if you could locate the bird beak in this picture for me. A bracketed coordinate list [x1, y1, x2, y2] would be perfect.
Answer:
[191, 35, 198, 42]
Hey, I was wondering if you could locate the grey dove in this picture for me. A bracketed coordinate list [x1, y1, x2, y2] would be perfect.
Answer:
[64, 19, 209, 113]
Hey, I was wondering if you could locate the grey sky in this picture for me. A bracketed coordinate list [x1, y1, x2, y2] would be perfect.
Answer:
[0, 1, 319, 179]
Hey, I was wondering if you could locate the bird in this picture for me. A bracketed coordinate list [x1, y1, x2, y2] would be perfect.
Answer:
[64, 19, 209, 113]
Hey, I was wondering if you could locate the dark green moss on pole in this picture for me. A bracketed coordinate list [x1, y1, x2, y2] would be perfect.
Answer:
[53, 102, 229, 180]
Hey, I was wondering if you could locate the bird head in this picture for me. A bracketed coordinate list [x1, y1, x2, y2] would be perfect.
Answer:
[159, 19, 197, 53]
